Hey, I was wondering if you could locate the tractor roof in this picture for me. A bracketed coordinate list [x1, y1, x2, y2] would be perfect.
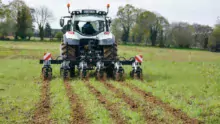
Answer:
[71, 9, 108, 16]
[73, 16, 105, 21]
[71, 9, 107, 21]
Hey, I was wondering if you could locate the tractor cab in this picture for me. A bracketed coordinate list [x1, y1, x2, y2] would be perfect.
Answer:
[72, 11, 106, 36]
[60, 4, 111, 35]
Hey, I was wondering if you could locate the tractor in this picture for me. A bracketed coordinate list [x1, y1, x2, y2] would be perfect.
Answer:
[40, 3, 143, 81]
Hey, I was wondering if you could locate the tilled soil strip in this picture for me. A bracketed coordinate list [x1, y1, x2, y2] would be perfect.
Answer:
[100, 81, 163, 124]
[64, 80, 88, 124]
[121, 82, 201, 124]
[32, 80, 51, 124]
[84, 81, 127, 124]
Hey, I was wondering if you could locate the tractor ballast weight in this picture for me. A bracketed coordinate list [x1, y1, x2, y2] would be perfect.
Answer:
[39, 4, 143, 81]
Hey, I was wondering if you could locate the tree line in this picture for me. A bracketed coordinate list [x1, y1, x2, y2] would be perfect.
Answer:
[0, 0, 63, 41]
[0, 0, 33, 40]
[111, 4, 220, 51]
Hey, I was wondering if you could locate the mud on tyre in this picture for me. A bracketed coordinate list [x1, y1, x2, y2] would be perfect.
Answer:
[104, 43, 118, 78]
[61, 43, 76, 60]
[104, 43, 118, 60]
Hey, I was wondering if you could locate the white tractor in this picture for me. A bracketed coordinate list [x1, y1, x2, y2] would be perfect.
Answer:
[40, 4, 143, 81]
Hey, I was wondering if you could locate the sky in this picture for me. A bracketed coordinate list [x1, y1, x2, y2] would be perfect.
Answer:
[3, 0, 220, 29]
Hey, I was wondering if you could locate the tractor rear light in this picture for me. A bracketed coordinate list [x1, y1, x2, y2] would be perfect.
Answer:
[104, 32, 110, 35]
[68, 31, 74, 35]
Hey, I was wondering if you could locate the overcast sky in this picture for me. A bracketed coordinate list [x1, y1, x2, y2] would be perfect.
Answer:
[3, 0, 220, 29]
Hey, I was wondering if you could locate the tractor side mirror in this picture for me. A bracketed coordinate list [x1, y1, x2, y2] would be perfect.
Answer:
[60, 19, 65, 27]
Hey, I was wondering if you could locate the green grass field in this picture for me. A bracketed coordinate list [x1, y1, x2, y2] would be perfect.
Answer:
[0, 41, 220, 124]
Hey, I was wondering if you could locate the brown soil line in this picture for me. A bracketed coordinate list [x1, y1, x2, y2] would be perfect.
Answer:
[122, 82, 202, 124]
[64, 80, 88, 124]
[84, 81, 126, 124]
[32, 80, 51, 124]
[100, 81, 163, 124]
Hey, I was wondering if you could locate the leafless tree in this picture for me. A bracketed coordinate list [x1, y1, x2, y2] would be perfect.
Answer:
[192, 23, 213, 49]
[33, 6, 54, 40]
[8, 0, 26, 21]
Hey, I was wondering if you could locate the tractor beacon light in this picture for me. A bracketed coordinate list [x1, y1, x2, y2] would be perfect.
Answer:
[67, 3, 70, 8]
[107, 4, 110, 8]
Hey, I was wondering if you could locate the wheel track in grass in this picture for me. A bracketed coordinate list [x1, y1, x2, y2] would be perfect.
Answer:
[64, 80, 88, 124]
[32, 80, 51, 124]
[84, 81, 127, 124]
[99, 81, 164, 124]
[121, 81, 202, 124]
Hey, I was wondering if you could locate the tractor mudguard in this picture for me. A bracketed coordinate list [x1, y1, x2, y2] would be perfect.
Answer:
[99, 38, 115, 45]
[63, 32, 80, 45]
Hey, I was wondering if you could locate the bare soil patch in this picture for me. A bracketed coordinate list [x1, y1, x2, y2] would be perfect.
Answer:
[85, 81, 126, 124]
[32, 80, 51, 124]
[64, 80, 88, 124]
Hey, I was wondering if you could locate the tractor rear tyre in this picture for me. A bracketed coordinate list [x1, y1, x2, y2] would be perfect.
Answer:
[104, 43, 118, 78]
[104, 43, 118, 60]
[61, 43, 76, 60]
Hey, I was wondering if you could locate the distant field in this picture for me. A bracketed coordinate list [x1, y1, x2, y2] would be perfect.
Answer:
[0, 41, 220, 124]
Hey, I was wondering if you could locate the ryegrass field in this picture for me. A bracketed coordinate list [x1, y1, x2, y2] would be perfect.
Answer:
[0, 41, 220, 124]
